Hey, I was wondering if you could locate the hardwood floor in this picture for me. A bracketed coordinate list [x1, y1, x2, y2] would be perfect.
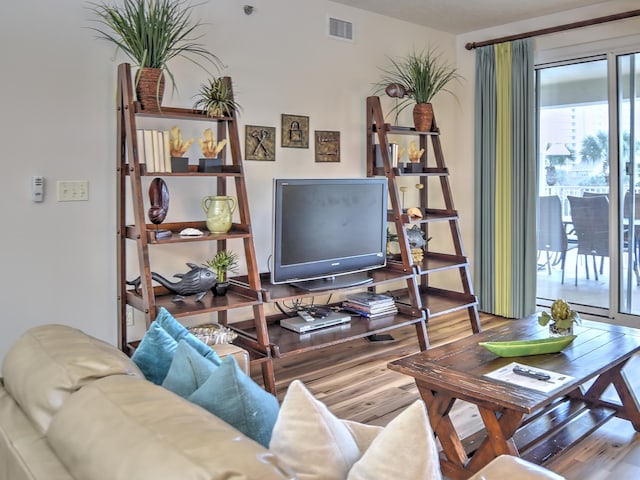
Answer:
[252, 311, 640, 479]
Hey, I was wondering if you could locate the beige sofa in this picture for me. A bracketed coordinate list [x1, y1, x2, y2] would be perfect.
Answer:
[0, 324, 564, 480]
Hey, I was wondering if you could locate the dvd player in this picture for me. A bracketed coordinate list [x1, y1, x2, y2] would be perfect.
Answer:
[280, 312, 352, 333]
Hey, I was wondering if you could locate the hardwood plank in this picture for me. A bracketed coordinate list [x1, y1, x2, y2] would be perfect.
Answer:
[514, 399, 589, 452]
[522, 406, 617, 465]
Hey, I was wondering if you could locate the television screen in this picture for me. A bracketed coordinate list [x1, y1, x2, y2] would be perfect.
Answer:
[272, 178, 388, 291]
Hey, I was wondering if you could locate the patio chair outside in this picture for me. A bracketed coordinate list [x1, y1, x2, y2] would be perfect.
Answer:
[567, 195, 609, 286]
[537, 195, 574, 284]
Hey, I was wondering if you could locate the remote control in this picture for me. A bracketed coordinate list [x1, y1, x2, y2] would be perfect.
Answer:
[512, 365, 551, 381]
[297, 310, 315, 322]
[310, 307, 330, 318]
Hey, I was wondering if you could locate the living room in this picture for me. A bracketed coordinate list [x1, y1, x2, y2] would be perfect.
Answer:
[1, 0, 638, 359]
[2, 0, 640, 478]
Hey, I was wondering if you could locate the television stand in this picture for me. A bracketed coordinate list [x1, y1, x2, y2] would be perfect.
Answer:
[228, 270, 426, 385]
[289, 272, 374, 292]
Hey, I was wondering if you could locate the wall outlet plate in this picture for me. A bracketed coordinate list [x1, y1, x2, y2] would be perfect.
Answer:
[57, 180, 89, 201]
[126, 306, 134, 326]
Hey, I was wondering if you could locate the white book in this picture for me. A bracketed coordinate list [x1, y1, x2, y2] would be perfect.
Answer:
[391, 143, 399, 167]
[136, 130, 145, 167]
[162, 130, 172, 173]
[142, 129, 155, 173]
[152, 130, 164, 172]
[374, 143, 398, 168]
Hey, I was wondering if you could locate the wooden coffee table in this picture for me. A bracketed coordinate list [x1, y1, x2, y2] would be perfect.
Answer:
[388, 316, 640, 480]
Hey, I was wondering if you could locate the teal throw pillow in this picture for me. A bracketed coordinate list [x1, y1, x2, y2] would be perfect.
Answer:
[155, 307, 222, 366]
[162, 340, 219, 398]
[188, 356, 280, 448]
[131, 321, 177, 385]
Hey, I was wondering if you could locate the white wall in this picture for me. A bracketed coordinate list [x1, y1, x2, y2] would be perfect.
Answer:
[0, 0, 457, 359]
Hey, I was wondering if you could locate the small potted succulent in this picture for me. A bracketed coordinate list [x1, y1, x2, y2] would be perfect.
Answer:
[193, 77, 242, 118]
[538, 299, 581, 336]
[203, 250, 239, 296]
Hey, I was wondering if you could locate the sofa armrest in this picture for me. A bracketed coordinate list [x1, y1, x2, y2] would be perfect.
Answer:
[468, 455, 565, 480]
[210, 344, 250, 375]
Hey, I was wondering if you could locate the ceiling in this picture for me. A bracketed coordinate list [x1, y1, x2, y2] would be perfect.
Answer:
[331, 0, 614, 34]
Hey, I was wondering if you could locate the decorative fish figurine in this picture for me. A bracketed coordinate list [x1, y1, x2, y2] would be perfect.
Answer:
[127, 263, 217, 302]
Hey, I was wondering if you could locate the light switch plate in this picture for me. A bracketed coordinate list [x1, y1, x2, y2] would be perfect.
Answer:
[57, 180, 89, 201]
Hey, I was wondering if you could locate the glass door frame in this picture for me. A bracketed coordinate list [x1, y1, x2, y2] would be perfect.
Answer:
[612, 49, 640, 327]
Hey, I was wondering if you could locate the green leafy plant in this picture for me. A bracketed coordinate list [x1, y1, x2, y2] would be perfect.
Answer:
[376, 48, 461, 115]
[538, 299, 581, 330]
[88, 0, 222, 91]
[203, 250, 239, 283]
[193, 77, 242, 117]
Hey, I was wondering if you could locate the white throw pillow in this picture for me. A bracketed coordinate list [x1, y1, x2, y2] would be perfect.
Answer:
[269, 380, 443, 480]
[269, 380, 363, 479]
[347, 400, 442, 480]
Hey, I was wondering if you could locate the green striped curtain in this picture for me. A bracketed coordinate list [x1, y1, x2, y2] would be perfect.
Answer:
[474, 39, 536, 318]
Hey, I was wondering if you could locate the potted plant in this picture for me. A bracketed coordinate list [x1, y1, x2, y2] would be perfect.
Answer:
[377, 48, 461, 132]
[203, 250, 239, 296]
[193, 77, 242, 118]
[89, 0, 222, 110]
[538, 299, 581, 336]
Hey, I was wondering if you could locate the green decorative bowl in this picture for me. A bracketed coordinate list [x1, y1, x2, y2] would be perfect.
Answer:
[479, 335, 577, 357]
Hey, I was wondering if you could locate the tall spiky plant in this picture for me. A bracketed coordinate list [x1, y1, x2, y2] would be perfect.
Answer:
[376, 48, 461, 115]
[89, 0, 222, 92]
[203, 250, 239, 283]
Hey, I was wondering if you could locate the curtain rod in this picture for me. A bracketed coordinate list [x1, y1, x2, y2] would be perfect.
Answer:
[465, 8, 640, 50]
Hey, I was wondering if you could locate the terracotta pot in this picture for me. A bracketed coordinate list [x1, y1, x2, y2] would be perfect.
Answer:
[135, 68, 165, 111]
[413, 103, 434, 132]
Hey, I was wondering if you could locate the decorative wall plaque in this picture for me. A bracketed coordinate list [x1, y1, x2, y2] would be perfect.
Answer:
[245, 125, 276, 161]
[281, 114, 309, 148]
[315, 131, 340, 162]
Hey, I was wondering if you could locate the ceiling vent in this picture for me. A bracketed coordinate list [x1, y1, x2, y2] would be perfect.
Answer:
[328, 17, 354, 41]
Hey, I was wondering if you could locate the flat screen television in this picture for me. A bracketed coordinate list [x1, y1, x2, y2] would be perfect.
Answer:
[271, 178, 388, 291]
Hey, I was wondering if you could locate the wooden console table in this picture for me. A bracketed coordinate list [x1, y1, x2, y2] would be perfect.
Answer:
[388, 317, 640, 479]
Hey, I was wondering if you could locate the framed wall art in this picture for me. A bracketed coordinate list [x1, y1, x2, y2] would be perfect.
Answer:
[281, 114, 309, 148]
[315, 131, 340, 162]
[245, 125, 276, 161]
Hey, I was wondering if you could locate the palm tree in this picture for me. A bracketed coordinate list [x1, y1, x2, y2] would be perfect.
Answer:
[580, 132, 609, 178]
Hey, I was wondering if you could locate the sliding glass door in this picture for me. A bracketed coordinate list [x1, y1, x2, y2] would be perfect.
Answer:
[536, 50, 640, 322]
[536, 58, 610, 312]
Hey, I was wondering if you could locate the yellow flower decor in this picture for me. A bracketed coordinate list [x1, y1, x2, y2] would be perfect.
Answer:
[199, 128, 227, 158]
[168, 126, 194, 157]
[407, 142, 424, 163]
[397, 145, 406, 163]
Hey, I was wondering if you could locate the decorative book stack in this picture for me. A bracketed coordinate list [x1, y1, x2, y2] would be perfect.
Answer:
[342, 292, 398, 318]
[136, 129, 172, 173]
[374, 143, 399, 168]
